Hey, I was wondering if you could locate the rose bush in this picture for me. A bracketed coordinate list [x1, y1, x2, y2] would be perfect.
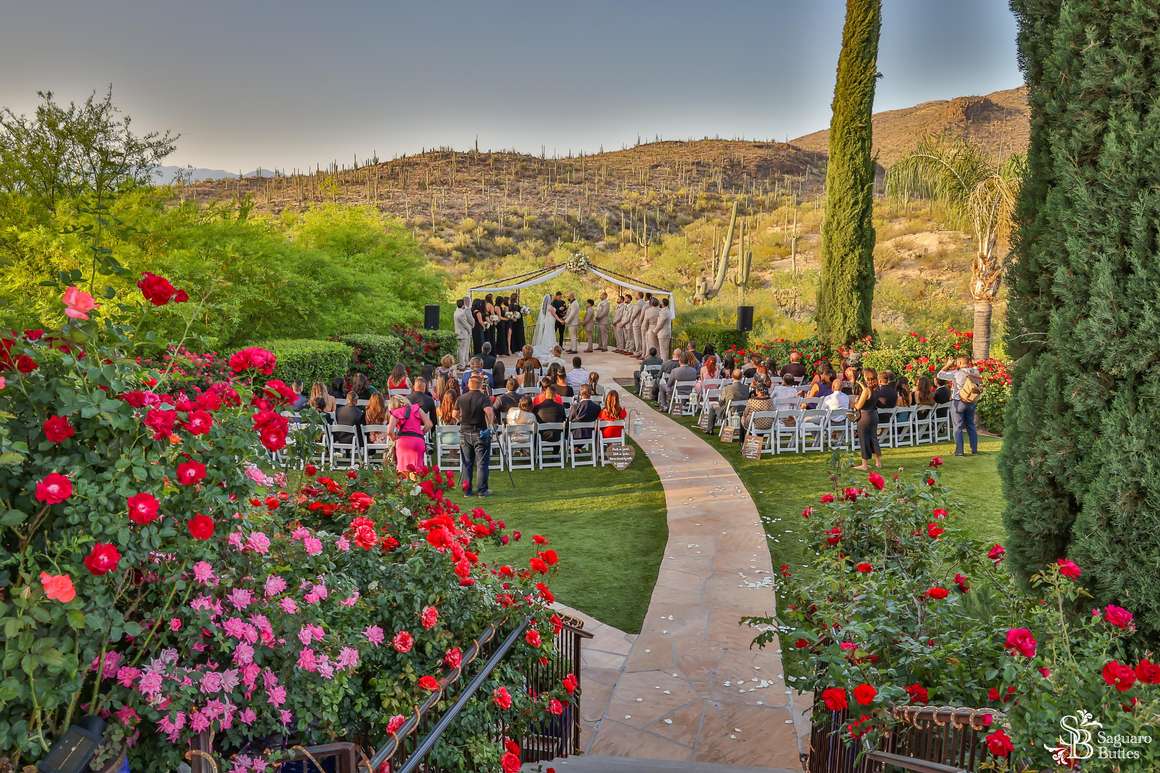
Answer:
[749, 461, 1159, 769]
[1, 282, 571, 772]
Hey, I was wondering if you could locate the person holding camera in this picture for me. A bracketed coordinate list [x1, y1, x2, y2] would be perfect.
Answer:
[455, 375, 495, 497]
[937, 355, 983, 456]
[852, 368, 883, 471]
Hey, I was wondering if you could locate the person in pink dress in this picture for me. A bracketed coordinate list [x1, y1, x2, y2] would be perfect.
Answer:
[387, 395, 432, 473]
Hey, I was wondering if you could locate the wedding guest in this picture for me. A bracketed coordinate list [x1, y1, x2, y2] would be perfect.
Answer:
[583, 298, 596, 353]
[333, 391, 365, 445]
[937, 355, 983, 456]
[553, 369, 574, 399]
[408, 377, 438, 424]
[634, 347, 663, 391]
[532, 384, 566, 440]
[460, 357, 493, 391]
[568, 385, 602, 437]
[432, 374, 450, 402]
[587, 370, 603, 396]
[853, 368, 883, 471]
[913, 376, 937, 406]
[895, 376, 912, 407]
[661, 347, 682, 375]
[288, 381, 309, 410]
[470, 297, 486, 355]
[741, 354, 759, 379]
[875, 370, 900, 409]
[493, 378, 521, 416]
[480, 342, 497, 370]
[598, 389, 627, 438]
[309, 382, 336, 413]
[740, 384, 773, 443]
[803, 365, 834, 405]
[707, 368, 750, 433]
[328, 377, 347, 401]
[437, 389, 459, 425]
[492, 359, 505, 389]
[659, 352, 698, 407]
[510, 291, 526, 352]
[388, 394, 432, 473]
[779, 351, 807, 382]
[350, 372, 375, 401]
[544, 345, 566, 369]
[841, 364, 860, 396]
[696, 354, 720, 392]
[533, 378, 562, 407]
[386, 364, 410, 393]
[519, 369, 537, 388]
[309, 395, 333, 423]
[364, 394, 388, 441]
[516, 346, 542, 374]
[436, 354, 457, 381]
[772, 374, 803, 404]
[566, 356, 589, 390]
[483, 293, 497, 352]
[819, 378, 850, 414]
[506, 396, 536, 444]
[455, 375, 495, 497]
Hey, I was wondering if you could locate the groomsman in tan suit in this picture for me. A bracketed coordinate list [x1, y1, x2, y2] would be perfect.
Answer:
[564, 293, 581, 353]
[641, 298, 661, 360]
[613, 295, 628, 352]
[582, 299, 596, 352]
[594, 292, 610, 351]
[630, 292, 647, 358]
[655, 296, 673, 361]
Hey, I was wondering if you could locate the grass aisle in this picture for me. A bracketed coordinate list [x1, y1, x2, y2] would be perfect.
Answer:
[445, 441, 667, 634]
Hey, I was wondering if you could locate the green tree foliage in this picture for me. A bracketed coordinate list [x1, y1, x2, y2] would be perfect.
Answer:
[815, 0, 880, 346]
[1002, 0, 1160, 643]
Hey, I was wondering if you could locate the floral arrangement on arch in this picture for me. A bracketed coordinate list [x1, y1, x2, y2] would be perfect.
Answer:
[747, 460, 1160, 769]
[0, 279, 572, 772]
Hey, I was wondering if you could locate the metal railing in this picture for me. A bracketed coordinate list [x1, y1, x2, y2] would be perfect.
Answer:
[808, 702, 1002, 773]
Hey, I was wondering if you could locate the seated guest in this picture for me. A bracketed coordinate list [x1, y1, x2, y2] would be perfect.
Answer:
[933, 378, 952, 404]
[635, 347, 663, 390]
[553, 369, 574, 399]
[566, 356, 589, 390]
[820, 378, 851, 414]
[506, 397, 537, 443]
[659, 352, 699, 407]
[519, 368, 537, 388]
[493, 378, 521, 417]
[662, 347, 683, 375]
[437, 389, 459, 425]
[587, 370, 603, 396]
[409, 377, 438, 424]
[772, 374, 803, 404]
[435, 354, 457, 382]
[699, 354, 720, 383]
[708, 369, 750, 433]
[895, 376, 912, 407]
[350, 372, 375, 400]
[386, 364, 410, 392]
[568, 385, 602, 434]
[289, 381, 309, 410]
[875, 370, 900, 409]
[420, 363, 434, 383]
[841, 365, 860, 396]
[308, 395, 333, 423]
[533, 378, 562, 407]
[516, 346, 542, 374]
[479, 342, 497, 370]
[740, 384, 773, 442]
[779, 351, 808, 382]
[309, 382, 336, 413]
[741, 354, 759, 379]
[333, 391, 365, 445]
[533, 387, 566, 440]
[492, 359, 506, 389]
[543, 345, 566, 368]
[913, 376, 937, 406]
[364, 393, 389, 443]
[328, 377, 347, 401]
[803, 365, 834, 405]
[460, 357, 493, 392]
[598, 389, 628, 438]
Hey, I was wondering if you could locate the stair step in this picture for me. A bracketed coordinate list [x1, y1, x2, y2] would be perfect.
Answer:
[525, 756, 799, 773]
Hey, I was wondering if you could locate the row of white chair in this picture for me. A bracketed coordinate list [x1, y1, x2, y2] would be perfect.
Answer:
[731, 403, 952, 455]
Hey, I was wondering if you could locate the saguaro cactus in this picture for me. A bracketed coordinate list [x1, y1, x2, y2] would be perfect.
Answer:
[705, 199, 739, 300]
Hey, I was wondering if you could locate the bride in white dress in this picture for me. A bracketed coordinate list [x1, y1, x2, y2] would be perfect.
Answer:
[531, 294, 557, 358]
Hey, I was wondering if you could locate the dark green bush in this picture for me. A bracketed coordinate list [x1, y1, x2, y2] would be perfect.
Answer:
[253, 339, 352, 386]
[338, 333, 405, 386]
[674, 323, 746, 356]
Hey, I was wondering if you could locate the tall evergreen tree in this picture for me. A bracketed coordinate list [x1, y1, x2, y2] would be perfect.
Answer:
[1002, 0, 1160, 643]
[816, 0, 880, 345]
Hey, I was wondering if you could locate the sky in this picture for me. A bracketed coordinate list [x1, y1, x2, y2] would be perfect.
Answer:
[0, 0, 1021, 171]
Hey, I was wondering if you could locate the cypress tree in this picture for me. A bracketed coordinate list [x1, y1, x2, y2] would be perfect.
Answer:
[816, 0, 880, 345]
[1002, 0, 1160, 643]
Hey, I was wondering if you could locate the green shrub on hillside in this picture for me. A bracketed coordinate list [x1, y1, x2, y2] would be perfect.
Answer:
[254, 339, 352, 386]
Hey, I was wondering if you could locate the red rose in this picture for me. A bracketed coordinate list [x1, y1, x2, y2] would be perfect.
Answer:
[987, 544, 1005, 563]
[417, 675, 439, 691]
[867, 471, 885, 490]
[386, 714, 405, 734]
[1056, 558, 1082, 579]
[444, 647, 463, 669]
[926, 523, 944, 539]
[35, 473, 73, 505]
[985, 729, 1013, 757]
[562, 673, 578, 694]
[926, 587, 948, 600]
[953, 572, 970, 593]
[420, 606, 439, 630]
[532, 534, 547, 544]
[525, 629, 542, 648]
[1103, 604, 1134, 630]
[176, 459, 207, 486]
[43, 415, 75, 444]
[83, 543, 122, 575]
[1004, 627, 1037, 658]
[825, 527, 842, 546]
[928, 455, 943, 468]
[393, 630, 414, 653]
[1135, 659, 1160, 684]
[183, 410, 213, 435]
[229, 347, 277, 375]
[529, 556, 549, 574]
[187, 513, 215, 540]
[931, 508, 948, 519]
[304, 463, 317, 477]
[173, 289, 189, 303]
[855, 562, 873, 574]
[539, 548, 558, 566]
[547, 698, 564, 716]
[821, 687, 848, 711]
[16, 355, 38, 374]
[1102, 660, 1136, 692]
[127, 492, 161, 525]
[853, 683, 877, 706]
[501, 752, 520, 773]
[819, 493, 835, 504]
[801, 506, 813, 519]
[905, 683, 929, 704]
[137, 272, 177, 305]
[144, 408, 177, 440]
[493, 686, 513, 709]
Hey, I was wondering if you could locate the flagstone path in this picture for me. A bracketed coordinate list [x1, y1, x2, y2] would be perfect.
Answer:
[514, 351, 807, 770]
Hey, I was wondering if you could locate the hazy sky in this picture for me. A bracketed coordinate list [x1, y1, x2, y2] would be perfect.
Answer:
[0, 0, 1021, 171]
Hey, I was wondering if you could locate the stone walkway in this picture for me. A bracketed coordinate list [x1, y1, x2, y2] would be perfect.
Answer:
[518, 351, 805, 770]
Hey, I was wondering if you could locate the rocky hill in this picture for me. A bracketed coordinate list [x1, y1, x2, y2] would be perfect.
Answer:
[791, 86, 1029, 166]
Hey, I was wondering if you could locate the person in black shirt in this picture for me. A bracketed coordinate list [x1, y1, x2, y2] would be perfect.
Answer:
[492, 378, 521, 417]
[455, 376, 495, 497]
[533, 392, 566, 441]
[568, 385, 602, 438]
[779, 351, 807, 382]
[874, 370, 899, 410]
[552, 291, 567, 347]
[480, 342, 497, 370]
[853, 368, 883, 471]
[408, 377, 438, 425]
[333, 391, 365, 446]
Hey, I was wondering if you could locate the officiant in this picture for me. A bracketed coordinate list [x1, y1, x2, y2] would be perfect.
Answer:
[551, 291, 567, 346]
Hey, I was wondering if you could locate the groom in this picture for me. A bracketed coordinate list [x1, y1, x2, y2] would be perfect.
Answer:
[551, 291, 567, 347]
[564, 293, 581, 353]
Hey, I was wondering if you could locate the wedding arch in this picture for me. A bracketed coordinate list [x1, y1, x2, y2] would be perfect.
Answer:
[465, 254, 677, 315]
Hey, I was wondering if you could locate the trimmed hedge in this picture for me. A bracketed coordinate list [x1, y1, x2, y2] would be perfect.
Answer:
[254, 339, 353, 386]
[339, 333, 405, 386]
[674, 324, 746, 356]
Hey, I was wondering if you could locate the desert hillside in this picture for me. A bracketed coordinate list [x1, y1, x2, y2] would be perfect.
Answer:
[791, 86, 1029, 166]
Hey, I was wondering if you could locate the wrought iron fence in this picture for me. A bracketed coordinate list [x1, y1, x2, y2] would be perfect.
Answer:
[808, 702, 1002, 773]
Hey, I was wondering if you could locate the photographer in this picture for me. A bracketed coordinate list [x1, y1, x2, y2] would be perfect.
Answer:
[455, 375, 495, 497]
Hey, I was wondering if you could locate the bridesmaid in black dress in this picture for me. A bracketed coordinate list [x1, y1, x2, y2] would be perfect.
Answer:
[510, 291, 526, 352]
[470, 297, 485, 355]
[483, 293, 497, 352]
[495, 296, 510, 356]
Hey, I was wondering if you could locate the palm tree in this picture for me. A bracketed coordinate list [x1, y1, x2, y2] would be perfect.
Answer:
[886, 136, 1025, 359]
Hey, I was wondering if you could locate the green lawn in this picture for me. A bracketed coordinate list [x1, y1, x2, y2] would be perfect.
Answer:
[445, 440, 667, 634]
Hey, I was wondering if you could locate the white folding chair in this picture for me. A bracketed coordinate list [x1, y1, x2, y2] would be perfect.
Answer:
[892, 407, 916, 447]
[596, 420, 627, 464]
[668, 380, 697, 415]
[328, 424, 361, 468]
[876, 408, 896, 449]
[745, 411, 776, 455]
[700, 387, 722, 418]
[826, 409, 852, 450]
[718, 398, 748, 439]
[435, 424, 462, 472]
[566, 422, 598, 468]
[388, 388, 411, 399]
[914, 406, 935, 445]
[505, 424, 536, 470]
[518, 386, 539, 397]
[356, 399, 370, 408]
[934, 404, 952, 443]
[361, 424, 392, 467]
[774, 409, 802, 454]
[488, 428, 506, 471]
[799, 409, 828, 453]
[536, 423, 566, 469]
